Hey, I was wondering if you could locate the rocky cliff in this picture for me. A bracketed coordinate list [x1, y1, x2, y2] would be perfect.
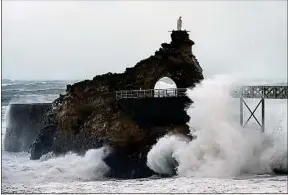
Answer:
[30, 30, 204, 178]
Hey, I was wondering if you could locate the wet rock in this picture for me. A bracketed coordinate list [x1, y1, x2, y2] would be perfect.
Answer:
[30, 125, 57, 160]
[30, 30, 204, 178]
[103, 147, 155, 179]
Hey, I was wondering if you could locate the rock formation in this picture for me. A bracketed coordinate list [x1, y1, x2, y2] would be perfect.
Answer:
[30, 30, 204, 178]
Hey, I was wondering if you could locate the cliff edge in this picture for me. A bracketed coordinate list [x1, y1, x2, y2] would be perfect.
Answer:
[30, 30, 204, 178]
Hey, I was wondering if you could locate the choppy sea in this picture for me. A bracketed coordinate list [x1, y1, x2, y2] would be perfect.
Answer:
[1, 76, 287, 193]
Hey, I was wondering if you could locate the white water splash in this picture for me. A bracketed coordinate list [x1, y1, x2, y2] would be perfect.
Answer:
[147, 75, 287, 177]
[1, 79, 287, 193]
[2, 148, 110, 184]
[147, 134, 190, 175]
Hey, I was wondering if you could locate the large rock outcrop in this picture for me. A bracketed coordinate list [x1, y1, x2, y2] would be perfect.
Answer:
[30, 30, 204, 178]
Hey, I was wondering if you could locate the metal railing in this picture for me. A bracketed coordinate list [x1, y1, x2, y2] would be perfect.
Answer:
[116, 86, 288, 100]
[231, 85, 288, 99]
[115, 85, 287, 132]
[116, 88, 187, 100]
[231, 85, 287, 132]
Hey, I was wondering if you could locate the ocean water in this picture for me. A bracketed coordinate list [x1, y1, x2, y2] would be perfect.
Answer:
[1, 77, 287, 193]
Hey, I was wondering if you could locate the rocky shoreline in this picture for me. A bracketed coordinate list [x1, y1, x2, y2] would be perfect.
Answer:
[29, 30, 204, 178]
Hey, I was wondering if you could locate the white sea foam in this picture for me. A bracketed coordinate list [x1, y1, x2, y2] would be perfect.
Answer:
[147, 75, 287, 177]
[2, 148, 110, 184]
[1, 78, 287, 193]
[147, 134, 190, 175]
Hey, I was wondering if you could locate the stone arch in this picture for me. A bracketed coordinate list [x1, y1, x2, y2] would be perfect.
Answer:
[154, 77, 177, 89]
[148, 71, 181, 90]
[154, 77, 178, 97]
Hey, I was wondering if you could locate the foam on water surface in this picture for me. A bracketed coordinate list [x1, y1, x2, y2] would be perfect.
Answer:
[148, 76, 287, 178]
[1, 78, 287, 193]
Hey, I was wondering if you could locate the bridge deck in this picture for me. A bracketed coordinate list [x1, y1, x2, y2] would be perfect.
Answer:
[115, 85, 287, 132]
[116, 88, 187, 100]
[116, 86, 288, 100]
[231, 85, 288, 99]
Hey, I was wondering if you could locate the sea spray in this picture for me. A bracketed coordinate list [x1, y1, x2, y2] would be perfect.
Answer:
[2, 147, 110, 183]
[2, 104, 112, 183]
[147, 75, 287, 177]
[2, 105, 10, 149]
[146, 134, 190, 175]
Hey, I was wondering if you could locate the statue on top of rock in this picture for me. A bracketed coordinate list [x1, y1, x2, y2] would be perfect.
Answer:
[177, 16, 182, 31]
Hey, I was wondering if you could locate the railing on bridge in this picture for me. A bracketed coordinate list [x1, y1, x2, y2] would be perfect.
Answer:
[116, 86, 288, 100]
[231, 85, 288, 99]
[116, 88, 187, 100]
[231, 85, 287, 132]
[116, 85, 287, 132]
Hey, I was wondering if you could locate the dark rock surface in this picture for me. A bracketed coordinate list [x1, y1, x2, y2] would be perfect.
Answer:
[103, 146, 156, 179]
[29, 124, 57, 160]
[118, 96, 192, 127]
[30, 30, 204, 178]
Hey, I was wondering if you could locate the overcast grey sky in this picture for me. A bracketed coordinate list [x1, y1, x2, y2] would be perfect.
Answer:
[2, 0, 287, 81]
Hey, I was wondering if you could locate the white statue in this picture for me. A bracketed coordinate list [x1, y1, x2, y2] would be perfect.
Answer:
[177, 16, 182, 31]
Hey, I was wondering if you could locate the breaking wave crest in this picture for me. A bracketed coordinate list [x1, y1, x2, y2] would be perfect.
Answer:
[147, 134, 190, 175]
[2, 148, 110, 183]
[147, 75, 287, 177]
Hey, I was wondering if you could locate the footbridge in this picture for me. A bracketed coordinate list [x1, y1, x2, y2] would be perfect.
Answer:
[116, 85, 288, 131]
[116, 88, 187, 99]
[232, 85, 287, 132]
[116, 88, 191, 127]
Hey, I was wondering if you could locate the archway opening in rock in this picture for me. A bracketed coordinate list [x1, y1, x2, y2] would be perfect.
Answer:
[154, 77, 177, 97]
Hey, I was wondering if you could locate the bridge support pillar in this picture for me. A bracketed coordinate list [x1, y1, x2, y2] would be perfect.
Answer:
[240, 97, 265, 132]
